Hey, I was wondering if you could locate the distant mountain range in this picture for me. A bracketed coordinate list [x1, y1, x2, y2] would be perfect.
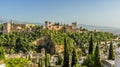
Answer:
[0, 17, 120, 34]
[77, 24, 120, 33]
[0, 17, 42, 25]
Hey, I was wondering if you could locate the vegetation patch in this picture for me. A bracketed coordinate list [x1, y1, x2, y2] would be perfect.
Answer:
[5, 58, 29, 67]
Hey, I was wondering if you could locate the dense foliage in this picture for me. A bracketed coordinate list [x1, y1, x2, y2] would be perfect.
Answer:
[82, 39, 103, 67]
[5, 58, 28, 67]
[0, 27, 116, 54]
[68, 31, 116, 55]
[82, 55, 95, 67]
[0, 27, 115, 67]
[0, 46, 5, 60]
[94, 42, 102, 67]
[0, 29, 47, 53]
[68, 31, 116, 45]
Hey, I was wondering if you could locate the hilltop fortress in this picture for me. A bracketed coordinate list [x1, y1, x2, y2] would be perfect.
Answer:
[1, 20, 35, 34]
[1, 21, 80, 34]
[42, 21, 80, 32]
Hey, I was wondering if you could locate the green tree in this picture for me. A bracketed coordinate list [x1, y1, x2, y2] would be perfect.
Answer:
[45, 50, 50, 67]
[88, 34, 94, 55]
[6, 58, 28, 67]
[94, 42, 102, 67]
[108, 41, 115, 60]
[80, 27, 83, 31]
[47, 54, 50, 67]
[15, 37, 32, 53]
[82, 55, 94, 67]
[71, 47, 78, 67]
[63, 38, 69, 67]
[8, 34, 16, 54]
[0, 46, 5, 60]
[38, 58, 44, 67]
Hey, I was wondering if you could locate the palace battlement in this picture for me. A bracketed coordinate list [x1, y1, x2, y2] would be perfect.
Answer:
[2, 20, 35, 34]
[0, 21, 81, 34]
[42, 21, 80, 32]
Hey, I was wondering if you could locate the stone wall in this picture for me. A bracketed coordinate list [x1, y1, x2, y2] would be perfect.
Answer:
[2, 22, 35, 34]
[32, 35, 55, 54]
[44, 21, 79, 32]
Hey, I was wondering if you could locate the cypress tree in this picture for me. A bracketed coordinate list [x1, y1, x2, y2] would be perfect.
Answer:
[38, 58, 44, 67]
[45, 50, 48, 67]
[108, 41, 115, 60]
[94, 42, 102, 67]
[45, 50, 50, 67]
[71, 47, 78, 67]
[47, 54, 50, 67]
[88, 34, 94, 55]
[63, 38, 69, 67]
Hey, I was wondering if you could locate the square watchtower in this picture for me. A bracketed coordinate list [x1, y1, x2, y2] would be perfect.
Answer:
[72, 22, 77, 29]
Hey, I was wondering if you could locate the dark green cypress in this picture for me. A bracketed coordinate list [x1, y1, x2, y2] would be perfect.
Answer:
[108, 41, 115, 60]
[45, 50, 47, 67]
[88, 34, 94, 55]
[63, 38, 69, 67]
[45, 50, 48, 67]
[47, 54, 50, 67]
[94, 42, 102, 67]
[38, 58, 44, 67]
[71, 47, 78, 67]
[45, 50, 50, 67]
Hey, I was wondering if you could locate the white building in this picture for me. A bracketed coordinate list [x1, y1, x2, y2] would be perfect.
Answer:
[115, 47, 120, 67]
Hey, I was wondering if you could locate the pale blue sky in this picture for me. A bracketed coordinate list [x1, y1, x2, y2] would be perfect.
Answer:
[0, 0, 120, 28]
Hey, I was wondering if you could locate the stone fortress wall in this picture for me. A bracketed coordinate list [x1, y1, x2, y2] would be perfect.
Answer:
[2, 20, 35, 34]
[43, 21, 80, 32]
[1, 20, 80, 34]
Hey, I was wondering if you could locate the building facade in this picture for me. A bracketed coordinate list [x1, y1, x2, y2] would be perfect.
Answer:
[2, 21, 35, 34]
[43, 21, 80, 32]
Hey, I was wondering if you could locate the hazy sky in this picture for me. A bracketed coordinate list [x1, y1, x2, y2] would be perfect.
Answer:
[0, 0, 120, 28]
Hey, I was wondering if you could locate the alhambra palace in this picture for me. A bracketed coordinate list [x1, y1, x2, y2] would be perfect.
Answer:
[0, 20, 80, 34]
[42, 21, 80, 32]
